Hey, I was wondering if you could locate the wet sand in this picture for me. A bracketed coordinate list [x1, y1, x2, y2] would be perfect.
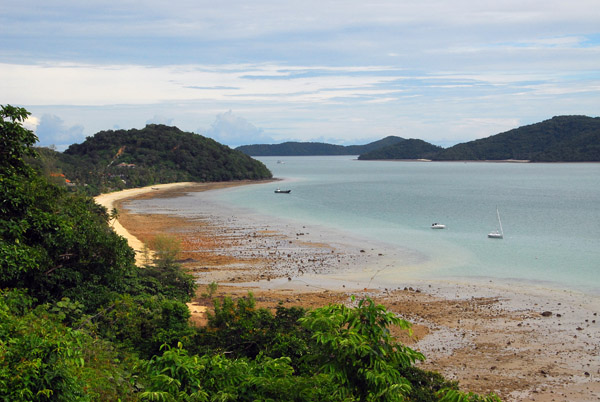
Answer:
[97, 181, 600, 402]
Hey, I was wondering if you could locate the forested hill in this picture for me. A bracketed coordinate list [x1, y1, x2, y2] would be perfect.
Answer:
[52, 124, 272, 194]
[357, 116, 600, 162]
[433, 115, 600, 162]
[358, 139, 443, 160]
[236, 135, 404, 156]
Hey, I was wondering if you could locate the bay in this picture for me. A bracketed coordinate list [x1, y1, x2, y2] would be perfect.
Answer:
[133, 156, 600, 295]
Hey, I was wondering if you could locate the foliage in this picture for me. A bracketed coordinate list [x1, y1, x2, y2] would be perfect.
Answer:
[150, 234, 182, 268]
[139, 343, 343, 402]
[136, 261, 197, 303]
[200, 281, 218, 298]
[1, 105, 138, 312]
[355, 115, 600, 162]
[358, 139, 442, 160]
[194, 293, 310, 363]
[55, 124, 272, 195]
[1, 105, 38, 176]
[46, 297, 85, 326]
[131, 234, 197, 302]
[397, 365, 460, 401]
[434, 115, 600, 162]
[0, 173, 138, 312]
[237, 136, 405, 156]
[93, 294, 193, 360]
[437, 389, 502, 402]
[299, 296, 425, 401]
[0, 290, 137, 401]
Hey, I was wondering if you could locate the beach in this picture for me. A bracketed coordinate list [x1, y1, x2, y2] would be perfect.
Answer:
[96, 181, 600, 402]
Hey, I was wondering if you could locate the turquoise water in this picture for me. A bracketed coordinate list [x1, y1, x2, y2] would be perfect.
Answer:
[205, 156, 600, 295]
[133, 156, 600, 295]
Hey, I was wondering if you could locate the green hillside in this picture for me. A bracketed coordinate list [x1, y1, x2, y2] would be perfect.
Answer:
[46, 124, 272, 194]
[358, 139, 442, 160]
[356, 116, 600, 162]
[236, 136, 405, 156]
[433, 115, 600, 162]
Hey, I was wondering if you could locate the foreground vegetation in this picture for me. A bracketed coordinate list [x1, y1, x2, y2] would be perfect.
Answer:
[1, 105, 500, 401]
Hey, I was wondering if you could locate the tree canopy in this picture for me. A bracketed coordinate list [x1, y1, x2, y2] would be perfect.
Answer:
[236, 136, 405, 156]
[433, 115, 600, 162]
[356, 115, 600, 162]
[358, 139, 442, 160]
[39, 124, 272, 195]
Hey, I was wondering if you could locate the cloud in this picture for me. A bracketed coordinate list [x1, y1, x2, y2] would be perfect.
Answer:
[2, 1, 599, 148]
[23, 116, 40, 132]
[203, 111, 274, 147]
[34, 114, 85, 150]
[146, 114, 174, 126]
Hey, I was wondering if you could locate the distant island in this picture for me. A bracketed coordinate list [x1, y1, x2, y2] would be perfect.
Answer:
[34, 124, 272, 195]
[358, 139, 443, 160]
[239, 116, 600, 162]
[429, 115, 600, 162]
[236, 136, 404, 156]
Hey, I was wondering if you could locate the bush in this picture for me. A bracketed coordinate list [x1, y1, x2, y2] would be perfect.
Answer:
[94, 294, 193, 360]
[193, 293, 309, 363]
[0, 290, 137, 401]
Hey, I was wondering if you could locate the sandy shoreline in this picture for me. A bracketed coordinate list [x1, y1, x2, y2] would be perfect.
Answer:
[95, 182, 198, 264]
[96, 181, 599, 401]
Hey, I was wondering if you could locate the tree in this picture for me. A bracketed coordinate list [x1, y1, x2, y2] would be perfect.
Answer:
[0, 105, 38, 176]
[0, 105, 138, 312]
[299, 297, 425, 401]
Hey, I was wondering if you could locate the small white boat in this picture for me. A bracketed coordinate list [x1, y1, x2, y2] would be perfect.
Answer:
[488, 207, 504, 239]
[431, 223, 446, 229]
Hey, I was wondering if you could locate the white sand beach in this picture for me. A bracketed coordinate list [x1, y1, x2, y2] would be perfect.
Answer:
[94, 182, 197, 265]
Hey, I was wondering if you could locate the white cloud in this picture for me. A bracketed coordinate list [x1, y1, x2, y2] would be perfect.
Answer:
[203, 110, 274, 147]
[146, 115, 174, 126]
[23, 115, 40, 132]
[1, 0, 599, 148]
[34, 114, 85, 150]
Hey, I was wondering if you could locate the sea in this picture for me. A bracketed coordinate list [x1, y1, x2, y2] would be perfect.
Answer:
[130, 156, 600, 296]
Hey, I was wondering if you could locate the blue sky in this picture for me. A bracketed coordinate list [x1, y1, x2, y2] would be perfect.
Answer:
[1, 1, 599, 150]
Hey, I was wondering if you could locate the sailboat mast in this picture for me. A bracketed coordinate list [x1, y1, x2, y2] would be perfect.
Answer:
[496, 207, 503, 236]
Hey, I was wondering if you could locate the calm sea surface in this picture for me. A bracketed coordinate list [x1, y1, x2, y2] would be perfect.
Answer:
[137, 156, 600, 295]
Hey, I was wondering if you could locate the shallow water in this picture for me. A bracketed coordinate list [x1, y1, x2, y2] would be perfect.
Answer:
[130, 156, 600, 295]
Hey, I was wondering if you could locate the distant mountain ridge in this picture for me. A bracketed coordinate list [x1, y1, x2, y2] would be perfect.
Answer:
[236, 136, 405, 156]
[240, 115, 599, 162]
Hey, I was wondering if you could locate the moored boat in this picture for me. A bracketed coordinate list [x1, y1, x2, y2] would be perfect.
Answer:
[488, 207, 504, 239]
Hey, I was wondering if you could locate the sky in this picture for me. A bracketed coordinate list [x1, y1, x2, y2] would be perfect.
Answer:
[1, 1, 599, 150]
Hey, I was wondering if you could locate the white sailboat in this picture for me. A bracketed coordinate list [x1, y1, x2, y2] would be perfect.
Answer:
[488, 207, 504, 239]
